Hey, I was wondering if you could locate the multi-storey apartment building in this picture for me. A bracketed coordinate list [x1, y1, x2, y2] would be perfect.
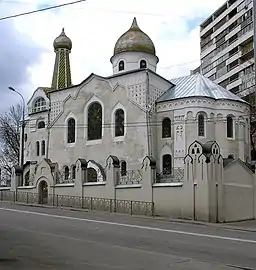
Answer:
[200, 0, 255, 104]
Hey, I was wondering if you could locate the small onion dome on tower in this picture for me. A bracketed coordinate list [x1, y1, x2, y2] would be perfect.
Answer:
[53, 28, 72, 51]
[113, 17, 156, 56]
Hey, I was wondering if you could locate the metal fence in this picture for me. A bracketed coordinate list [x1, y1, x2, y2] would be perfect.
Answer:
[0, 190, 154, 217]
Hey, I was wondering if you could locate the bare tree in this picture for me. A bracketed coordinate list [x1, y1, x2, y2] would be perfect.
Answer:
[0, 103, 22, 179]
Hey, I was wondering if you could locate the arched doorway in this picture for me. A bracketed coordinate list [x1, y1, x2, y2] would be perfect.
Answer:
[39, 180, 48, 204]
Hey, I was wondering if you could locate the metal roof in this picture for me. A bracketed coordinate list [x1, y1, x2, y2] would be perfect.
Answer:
[157, 73, 247, 104]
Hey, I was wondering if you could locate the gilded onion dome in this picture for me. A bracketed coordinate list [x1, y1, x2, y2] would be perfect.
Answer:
[53, 28, 72, 50]
[113, 17, 156, 56]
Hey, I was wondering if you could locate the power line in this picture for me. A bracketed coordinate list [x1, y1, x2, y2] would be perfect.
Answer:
[159, 59, 200, 69]
[0, 115, 251, 129]
[0, 0, 86, 21]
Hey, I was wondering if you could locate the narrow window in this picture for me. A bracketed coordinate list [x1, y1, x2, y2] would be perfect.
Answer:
[162, 118, 171, 138]
[67, 118, 75, 143]
[87, 168, 97, 182]
[64, 166, 69, 180]
[115, 109, 125, 137]
[120, 161, 127, 176]
[72, 166, 76, 179]
[38, 121, 45, 129]
[140, 60, 147, 69]
[227, 116, 233, 138]
[36, 141, 40, 156]
[198, 114, 205, 136]
[118, 61, 124, 71]
[24, 133, 28, 142]
[162, 154, 172, 175]
[41, 140, 45, 156]
[88, 102, 102, 140]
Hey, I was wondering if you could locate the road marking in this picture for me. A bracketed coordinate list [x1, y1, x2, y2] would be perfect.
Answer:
[0, 207, 256, 244]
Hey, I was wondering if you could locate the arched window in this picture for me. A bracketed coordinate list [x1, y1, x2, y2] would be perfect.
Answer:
[115, 109, 125, 137]
[120, 161, 127, 176]
[24, 171, 30, 186]
[72, 165, 76, 179]
[162, 118, 171, 138]
[227, 116, 233, 138]
[64, 166, 69, 180]
[33, 97, 46, 113]
[38, 121, 45, 129]
[41, 140, 45, 156]
[118, 61, 124, 71]
[87, 168, 97, 182]
[36, 141, 40, 156]
[198, 114, 205, 137]
[162, 154, 172, 175]
[140, 60, 147, 69]
[67, 118, 76, 143]
[88, 102, 102, 140]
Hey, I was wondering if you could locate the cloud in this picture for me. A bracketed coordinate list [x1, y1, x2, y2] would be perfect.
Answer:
[0, 2, 45, 112]
[1, 0, 227, 106]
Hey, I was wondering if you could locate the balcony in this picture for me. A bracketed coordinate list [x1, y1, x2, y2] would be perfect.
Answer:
[241, 42, 253, 56]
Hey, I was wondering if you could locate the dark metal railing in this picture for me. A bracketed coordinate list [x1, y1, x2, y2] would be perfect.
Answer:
[0, 190, 154, 217]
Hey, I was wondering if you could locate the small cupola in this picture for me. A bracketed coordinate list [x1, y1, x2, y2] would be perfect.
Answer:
[110, 18, 159, 75]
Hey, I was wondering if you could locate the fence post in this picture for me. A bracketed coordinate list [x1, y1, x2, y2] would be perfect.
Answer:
[130, 201, 133, 215]
[26, 192, 28, 204]
[110, 199, 112, 213]
[81, 196, 84, 209]
[0, 190, 2, 201]
[56, 194, 58, 207]
[151, 202, 155, 217]
[13, 191, 16, 202]
[114, 199, 116, 212]
[90, 197, 93, 210]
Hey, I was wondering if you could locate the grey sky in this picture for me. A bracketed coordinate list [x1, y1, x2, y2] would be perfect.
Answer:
[0, 17, 43, 112]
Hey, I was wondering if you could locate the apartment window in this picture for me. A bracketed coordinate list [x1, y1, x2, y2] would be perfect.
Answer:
[219, 79, 229, 88]
[229, 47, 238, 57]
[209, 74, 216, 81]
[229, 34, 237, 45]
[229, 86, 240, 94]
[238, 22, 253, 38]
[215, 29, 228, 42]
[216, 66, 228, 78]
[230, 73, 239, 82]
[216, 42, 228, 54]
[214, 17, 227, 31]
[228, 59, 239, 70]
[228, 0, 237, 5]
[216, 37, 225, 47]
[229, 21, 237, 32]
[216, 61, 226, 71]
[228, 8, 237, 19]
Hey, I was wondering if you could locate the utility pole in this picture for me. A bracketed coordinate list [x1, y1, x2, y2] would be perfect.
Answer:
[8, 87, 25, 186]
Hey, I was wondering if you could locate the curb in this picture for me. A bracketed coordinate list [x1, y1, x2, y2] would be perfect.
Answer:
[2, 201, 256, 233]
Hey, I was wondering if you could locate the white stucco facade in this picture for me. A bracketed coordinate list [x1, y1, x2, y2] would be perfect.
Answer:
[9, 17, 254, 223]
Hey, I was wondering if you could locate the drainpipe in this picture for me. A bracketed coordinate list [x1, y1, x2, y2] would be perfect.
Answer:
[46, 96, 51, 160]
[145, 70, 153, 157]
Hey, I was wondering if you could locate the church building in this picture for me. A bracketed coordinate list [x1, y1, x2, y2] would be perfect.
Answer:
[17, 18, 250, 192]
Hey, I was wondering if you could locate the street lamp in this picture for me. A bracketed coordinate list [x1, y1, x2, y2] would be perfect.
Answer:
[8, 86, 25, 186]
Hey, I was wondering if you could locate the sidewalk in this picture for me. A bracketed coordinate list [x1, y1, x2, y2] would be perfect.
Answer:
[154, 216, 256, 233]
[2, 200, 256, 233]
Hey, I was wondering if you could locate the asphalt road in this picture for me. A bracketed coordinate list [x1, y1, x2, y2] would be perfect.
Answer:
[0, 202, 255, 270]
